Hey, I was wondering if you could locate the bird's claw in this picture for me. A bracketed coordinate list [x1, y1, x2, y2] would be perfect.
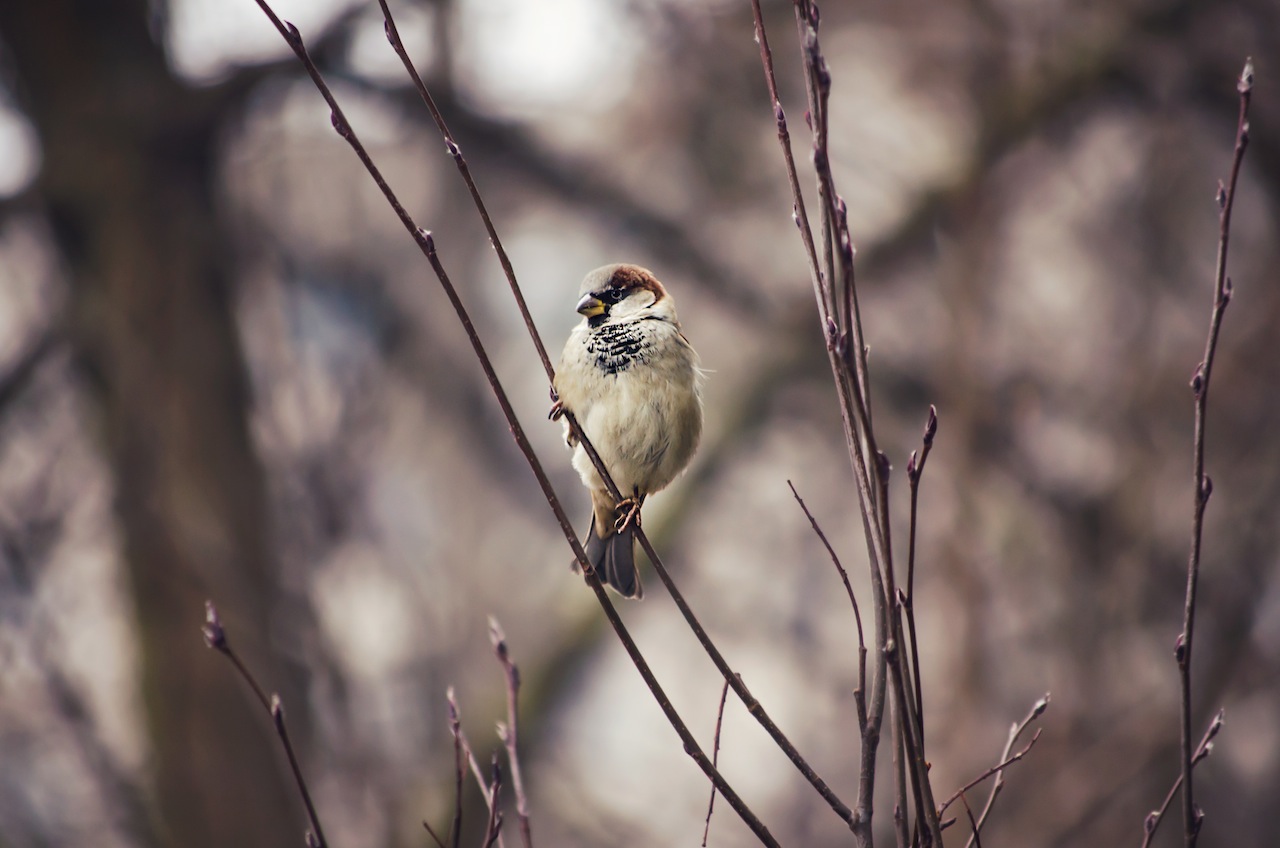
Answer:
[548, 399, 564, 421]
[613, 497, 641, 533]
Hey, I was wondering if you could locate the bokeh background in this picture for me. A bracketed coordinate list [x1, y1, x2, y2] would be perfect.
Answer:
[1, 0, 1277, 846]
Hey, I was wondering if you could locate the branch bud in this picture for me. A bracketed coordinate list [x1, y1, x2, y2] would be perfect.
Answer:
[202, 601, 227, 652]
[876, 450, 891, 480]
[1239, 58, 1254, 95]
[489, 616, 509, 661]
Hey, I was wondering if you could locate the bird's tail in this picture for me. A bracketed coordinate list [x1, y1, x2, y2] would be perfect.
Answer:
[582, 514, 643, 599]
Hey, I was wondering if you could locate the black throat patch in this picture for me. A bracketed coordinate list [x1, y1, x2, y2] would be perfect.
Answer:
[586, 320, 653, 375]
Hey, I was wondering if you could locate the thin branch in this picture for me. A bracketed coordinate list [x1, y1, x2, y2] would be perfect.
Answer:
[631, 529, 854, 829]
[960, 793, 984, 848]
[890, 705, 910, 848]
[904, 406, 938, 739]
[447, 688, 465, 848]
[748, 0, 824, 311]
[480, 755, 504, 848]
[202, 602, 329, 848]
[1177, 56, 1252, 848]
[702, 679, 732, 847]
[956, 694, 1050, 847]
[490, 619, 534, 848]
[939, 728, 1043, 817]
[787, 480, 867, 731]
[1142, 710, 1224, 848]
[884, 621, 940, 846]
[451, 682, 510, 848]
[375, 0, 553, 378]
[423, 820, 448, 848]
[890, 404, 939, 848]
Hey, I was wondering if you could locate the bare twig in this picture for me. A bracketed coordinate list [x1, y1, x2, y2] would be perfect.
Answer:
[940, 728, 1043, 817]
[480, 755, 504, 848]
[956, 694, 1049, 847]
[960, 792, 984, 848]
[748, 0, 823, 304]
[423, 819, 448, 848]
[450, 685, 509, 848]
[890, 709, 910, 848]
[447, 688, 465, 848]
[375, 0, 553, 378]
[202, 601, 329, 848]
[490, 619, 533, 848]
[884, 622, 938, 845]
[788, 480, 867, 731]
[1177, 56, 1252, 848]
[887, 406, 940, 847]
[632, 529, 854, 830]
[904, 406, 938, 739]
[702, 679, 732, 847]
[1142, 710, 1224, 848]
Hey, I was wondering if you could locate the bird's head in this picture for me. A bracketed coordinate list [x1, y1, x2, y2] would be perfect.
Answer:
[575, 264, 677, 328]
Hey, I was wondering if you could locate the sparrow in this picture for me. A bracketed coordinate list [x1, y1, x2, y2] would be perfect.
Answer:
[551, 264, 704, 598]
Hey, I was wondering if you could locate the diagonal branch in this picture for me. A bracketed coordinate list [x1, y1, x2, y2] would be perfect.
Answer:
[701, 679, 732, 847]
[375, 0, 553, 378]
[1142, 710, 1224, 848]
[939, 728, 1043, 818]
[958, 694, 1050, 847]
[202, 602, 329, 848]
[788, 480, 867, 732]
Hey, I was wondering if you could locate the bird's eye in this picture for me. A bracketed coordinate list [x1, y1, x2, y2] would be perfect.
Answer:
[599, 288, 625, 304]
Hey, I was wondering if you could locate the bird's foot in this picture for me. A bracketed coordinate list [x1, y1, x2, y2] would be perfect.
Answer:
[548, 385, 565, 421]
[613, 497, 642, 533]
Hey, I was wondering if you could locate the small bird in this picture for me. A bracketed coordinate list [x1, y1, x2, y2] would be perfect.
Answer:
[552, 264, 704, 598]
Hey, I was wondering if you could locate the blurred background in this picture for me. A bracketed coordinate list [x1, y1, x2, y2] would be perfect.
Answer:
[0, 0, 1277, 845]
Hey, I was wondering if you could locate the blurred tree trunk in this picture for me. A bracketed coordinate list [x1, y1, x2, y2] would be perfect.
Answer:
[0, 3, 303, 847]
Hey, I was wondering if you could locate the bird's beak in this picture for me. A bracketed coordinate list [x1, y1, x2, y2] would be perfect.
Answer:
[576, 293, 606, 318]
